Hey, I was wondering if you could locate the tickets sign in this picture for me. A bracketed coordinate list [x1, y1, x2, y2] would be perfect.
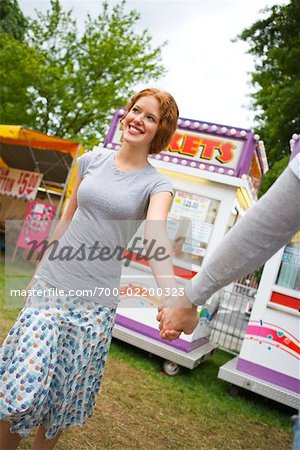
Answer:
[166, 130, 243, 169]
[0, 167, 42, 201]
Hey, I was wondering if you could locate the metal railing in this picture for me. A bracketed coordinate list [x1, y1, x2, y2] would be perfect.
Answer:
[210, 284, 257, 354]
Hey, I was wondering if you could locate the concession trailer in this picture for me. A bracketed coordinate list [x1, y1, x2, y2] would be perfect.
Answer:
[100, 110, 268, 375]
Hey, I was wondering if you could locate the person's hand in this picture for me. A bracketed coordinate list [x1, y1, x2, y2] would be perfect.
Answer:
[156, 293, 199, 341]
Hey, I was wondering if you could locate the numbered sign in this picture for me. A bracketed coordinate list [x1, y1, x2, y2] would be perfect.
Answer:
[0, 167, 42, 201]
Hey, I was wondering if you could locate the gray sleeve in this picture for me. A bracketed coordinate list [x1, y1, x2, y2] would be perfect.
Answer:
[77, 151, 95, 179]
[150, 176, 173, 197]
[185, 165, 300, 306]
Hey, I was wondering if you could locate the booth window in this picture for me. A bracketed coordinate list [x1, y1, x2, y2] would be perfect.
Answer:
[168, 190, 220, 268]
[276, 233, 300, 292]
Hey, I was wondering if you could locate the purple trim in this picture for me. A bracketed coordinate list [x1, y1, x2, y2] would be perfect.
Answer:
[115, 313, 209, 352]
[237, 358, 300, 394]
[177, 116, 251, 136]
[150, 154, 235, 176]
[235, 134, 256, 177]
[291, 138, 300, 160]
[104, 110, 122, 147]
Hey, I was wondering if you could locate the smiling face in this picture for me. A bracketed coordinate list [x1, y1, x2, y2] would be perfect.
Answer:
[122, 95, 161, 152]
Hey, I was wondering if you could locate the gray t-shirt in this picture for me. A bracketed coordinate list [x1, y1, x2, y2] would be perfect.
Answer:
[36, 148, 173, 307]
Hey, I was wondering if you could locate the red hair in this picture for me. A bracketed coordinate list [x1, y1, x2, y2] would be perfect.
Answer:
[123, 88, 179, 154]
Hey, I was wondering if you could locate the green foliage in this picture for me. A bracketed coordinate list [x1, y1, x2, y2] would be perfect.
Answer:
[0, 32, 41, 126]
[0, 0, 27, 41]
[0, 0, 166, 146]
[0, 0, 32, 125]
[237, 0, 300, 194]
[23, 0, 166, 147]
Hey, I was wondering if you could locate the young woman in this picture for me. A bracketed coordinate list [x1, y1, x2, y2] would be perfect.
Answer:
[0, 88, 179, 450]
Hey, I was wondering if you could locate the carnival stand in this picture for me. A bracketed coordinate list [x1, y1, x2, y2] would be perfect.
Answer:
[101, 111, 268, 374]
[218, 136, 300, 407]
[0, 125, 84, 227]
[0, 125, 84, 305]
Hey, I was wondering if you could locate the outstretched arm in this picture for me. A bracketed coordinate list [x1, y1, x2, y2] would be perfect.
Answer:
[25, 167, 82, 297]
[145, 191, 199, 337]
[185, 164, 300, 306]
[158, 163, 300, 340]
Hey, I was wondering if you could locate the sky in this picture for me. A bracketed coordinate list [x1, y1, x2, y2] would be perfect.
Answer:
[19, 0, 289, 130]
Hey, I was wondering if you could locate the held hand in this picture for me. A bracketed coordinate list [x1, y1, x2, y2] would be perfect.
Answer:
[156, 304, 182, 341]
[160, 328, 181, 341]
[156, 294, 199, 341]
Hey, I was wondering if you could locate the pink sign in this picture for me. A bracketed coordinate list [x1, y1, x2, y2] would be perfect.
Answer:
[17, 201, 56, 250]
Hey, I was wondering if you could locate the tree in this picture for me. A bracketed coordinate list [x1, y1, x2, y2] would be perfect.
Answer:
[0, 1, 37, 125]
[23, 0, 166, 148]
[0, 0, 27, 41]
[0, 32, 41, 125]
[237, 0, 300, 194]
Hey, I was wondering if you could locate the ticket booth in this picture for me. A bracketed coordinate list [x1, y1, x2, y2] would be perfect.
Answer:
[101, 111, 269, 374]
[0, 126, 84, 304]
[219, 137, 300, 407]
[0, 125, 84, 258]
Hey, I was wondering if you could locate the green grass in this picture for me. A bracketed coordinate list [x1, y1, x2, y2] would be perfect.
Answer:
[109, 340, 292, 430]
[0, 258, 294, 449]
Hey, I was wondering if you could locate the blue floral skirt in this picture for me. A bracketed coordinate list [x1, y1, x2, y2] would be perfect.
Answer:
[0, 277, 116, 439]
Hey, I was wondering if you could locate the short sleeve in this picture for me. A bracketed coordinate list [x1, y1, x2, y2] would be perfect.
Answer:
[150, 176, 173, 197]
[76, 151, 95, 179]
